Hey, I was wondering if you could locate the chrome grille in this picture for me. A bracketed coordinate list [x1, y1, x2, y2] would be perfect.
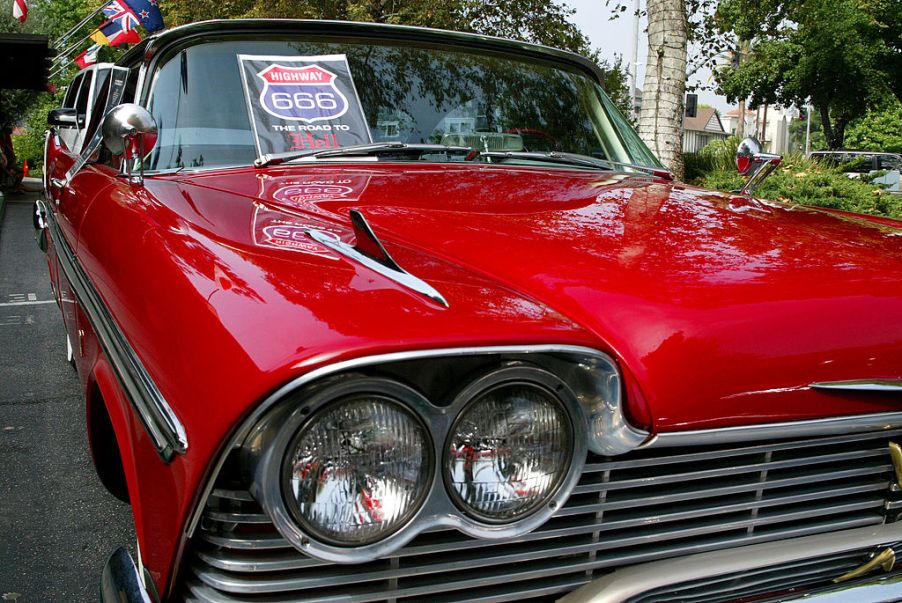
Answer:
[183, 429, 902, 602]
[630, 546, 901, 603]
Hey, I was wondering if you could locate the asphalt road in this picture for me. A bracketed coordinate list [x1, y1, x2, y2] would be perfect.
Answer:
[0, 194, 135, 602]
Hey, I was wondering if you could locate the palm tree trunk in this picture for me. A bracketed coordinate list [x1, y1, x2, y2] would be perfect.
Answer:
[638, 0, 688, 180]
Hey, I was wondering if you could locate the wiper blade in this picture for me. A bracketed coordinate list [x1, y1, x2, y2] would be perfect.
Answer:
[473, 150, 672, 179]
[475, 150, 611, 170]
[255, 143, 472, 168]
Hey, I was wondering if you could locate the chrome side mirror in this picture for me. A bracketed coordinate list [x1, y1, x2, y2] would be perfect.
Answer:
[102, 103, 158, 185]
[735, 137, 782, 196]
[48, 108, 81, 127]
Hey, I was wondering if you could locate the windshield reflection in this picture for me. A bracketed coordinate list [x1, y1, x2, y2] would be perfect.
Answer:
[145, 38, 659, 171]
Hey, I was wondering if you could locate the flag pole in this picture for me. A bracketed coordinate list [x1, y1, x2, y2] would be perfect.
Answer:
[51, 32, 96, 69]
[55, 4, 106, 49]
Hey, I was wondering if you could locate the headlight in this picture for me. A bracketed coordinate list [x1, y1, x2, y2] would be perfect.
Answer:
[445, 375, 572, 521]
[283, 395, 432, 545]
[247, 357, 591, 564]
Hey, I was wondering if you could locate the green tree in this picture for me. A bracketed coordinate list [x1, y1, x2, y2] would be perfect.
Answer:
[844, 101, 902, 153]
[715, 0, 900, 149]
[164, 0, 591, 54]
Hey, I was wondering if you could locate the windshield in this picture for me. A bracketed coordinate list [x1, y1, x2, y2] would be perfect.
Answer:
[145, 37, 660, 171]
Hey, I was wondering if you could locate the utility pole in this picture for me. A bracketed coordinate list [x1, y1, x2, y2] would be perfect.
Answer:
[630, 0, 640, 118]
[805, 101, 812, 155]
[732, 40, 749, 137]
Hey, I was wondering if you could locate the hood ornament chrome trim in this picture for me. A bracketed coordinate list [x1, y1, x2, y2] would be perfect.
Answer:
[733, 137, 782, 196]
[307, 209, 449, 308]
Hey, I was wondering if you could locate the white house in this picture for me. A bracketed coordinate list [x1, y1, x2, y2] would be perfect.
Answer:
[682, 107, 729, 153]
[723, 105, 797, 154]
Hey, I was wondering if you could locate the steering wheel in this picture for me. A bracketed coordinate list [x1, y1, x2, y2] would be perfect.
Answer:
[503, 127, 562, 151]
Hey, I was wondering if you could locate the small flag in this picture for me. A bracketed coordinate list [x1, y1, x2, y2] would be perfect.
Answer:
[90, 20, 142, 46]
[12, 0, 28, 23]
[101, 0, 141, 34]
[74, 44, 101, 69]
[122, 0, 164, 32]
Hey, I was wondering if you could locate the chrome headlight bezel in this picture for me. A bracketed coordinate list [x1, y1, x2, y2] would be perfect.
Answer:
[248, 377, 439, 563]
[242, 350, 625, 565]
[443, 366, 576, 523]
[280, 388, 435, 546]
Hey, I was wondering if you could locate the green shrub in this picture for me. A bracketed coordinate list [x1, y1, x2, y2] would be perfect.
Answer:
[11, 90, 62, 178]
[685, 141, 901, 220]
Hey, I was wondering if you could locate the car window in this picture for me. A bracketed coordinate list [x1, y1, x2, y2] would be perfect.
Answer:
[63, 73, 83, 109]
[145, 38, 660, 171]
[89, 68, 111, 109]
[878, 155, 902, 170]
[74, 71, 94, 121]
[79, 66, 136, 169]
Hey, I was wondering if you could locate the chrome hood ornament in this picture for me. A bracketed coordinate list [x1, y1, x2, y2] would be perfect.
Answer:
[307, 209, 449, 308]
[735, 137, 782, 196]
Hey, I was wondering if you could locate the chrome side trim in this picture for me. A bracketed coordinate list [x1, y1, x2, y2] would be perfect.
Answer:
[645, 412, 902, 449]
[185, 345, 646, 538]
[812, 380, 902, 392]
[557, 521, 902, 603]
[43, 202, 187, 461]
[307, 213, 449, 307]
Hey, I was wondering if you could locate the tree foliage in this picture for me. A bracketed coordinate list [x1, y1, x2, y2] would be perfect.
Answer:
[12, 89, 63, 169]
[844, 101, 902, 153]
[163, 0, 592, 54]
[715, 0, 901, 150]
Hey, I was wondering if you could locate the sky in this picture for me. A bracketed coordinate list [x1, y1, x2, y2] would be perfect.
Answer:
[564, 0, 733, 113]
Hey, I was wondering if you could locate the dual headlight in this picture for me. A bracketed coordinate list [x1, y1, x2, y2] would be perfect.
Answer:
[249, 364, 588, 563]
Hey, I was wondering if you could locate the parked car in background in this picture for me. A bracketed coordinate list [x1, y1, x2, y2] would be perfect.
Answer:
[38, 19, 902, 603]
[809, 150, 902, 194]
[51, 62, 115, 152]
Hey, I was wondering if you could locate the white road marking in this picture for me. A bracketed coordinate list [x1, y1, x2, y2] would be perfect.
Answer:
[0, 300, 55, 307]
[27, 293, 36, 301]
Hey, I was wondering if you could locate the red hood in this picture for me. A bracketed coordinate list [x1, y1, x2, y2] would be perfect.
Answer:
[150, 164, 902, 430]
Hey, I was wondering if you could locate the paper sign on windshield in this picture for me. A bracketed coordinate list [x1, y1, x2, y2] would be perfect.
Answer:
[238, 54, 372, 159]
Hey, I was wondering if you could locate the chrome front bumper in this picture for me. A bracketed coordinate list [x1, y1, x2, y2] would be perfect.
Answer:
[559, 522, 902, 603]
[99, 547, 152, 603]
[786, 572, 902, 602]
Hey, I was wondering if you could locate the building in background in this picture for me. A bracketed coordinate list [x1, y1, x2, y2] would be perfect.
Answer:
[682, 106, 728, 153]
[723, 106, 756, 139]
[724, 105, 797, 154]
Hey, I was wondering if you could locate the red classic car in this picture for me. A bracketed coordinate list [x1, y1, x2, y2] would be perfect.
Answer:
[37, 19, 902, 603]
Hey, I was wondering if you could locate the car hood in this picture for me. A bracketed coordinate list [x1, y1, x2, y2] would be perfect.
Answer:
[154, 164, 902, 431]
